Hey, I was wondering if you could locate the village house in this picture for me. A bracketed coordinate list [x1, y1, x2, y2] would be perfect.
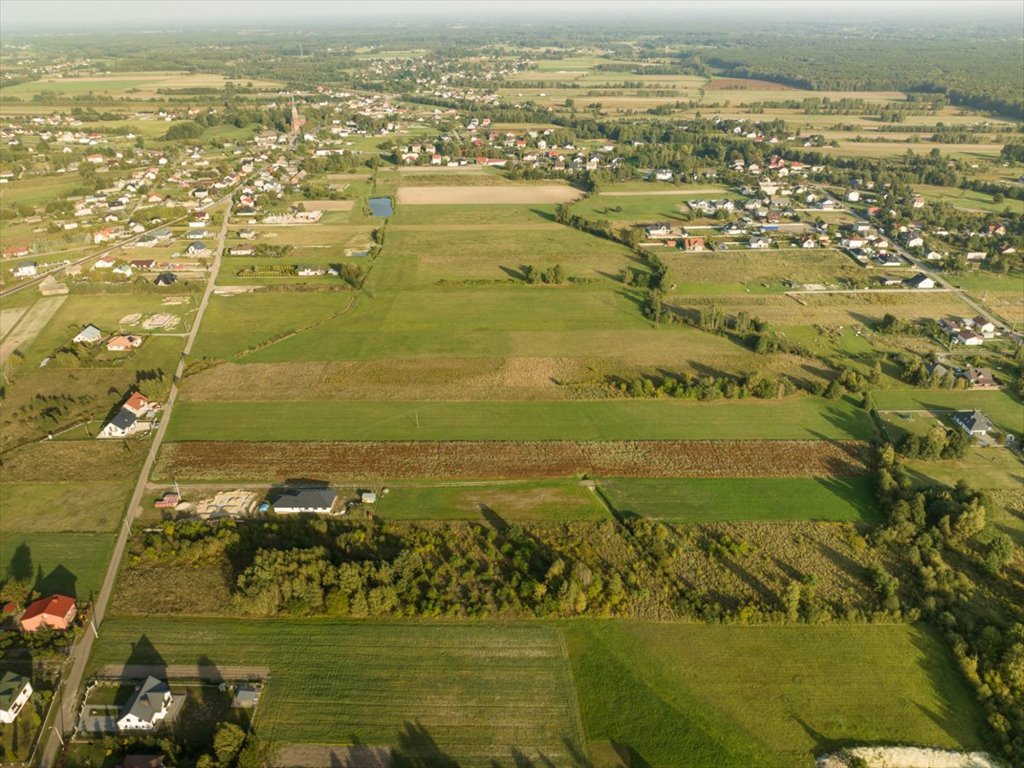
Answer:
[957, 329, 984, 346]
[644, 223, 673, 239]
[117, 677, 173, 731]
[98, 391, 159, 439]
[154, 272, 177, 286]
[229, 245, 254, 256]
[953, 410, 993, 437]
[107, 335, 143, 352]
[0, 672, 32, 724]
[297, 265, 326, 276]
[965, 367, 999, 389]
[11, 262, 37, 278]
[73, 324, 103, 344]
[20, 594, 77, 632]
[682, 237, 705, 252]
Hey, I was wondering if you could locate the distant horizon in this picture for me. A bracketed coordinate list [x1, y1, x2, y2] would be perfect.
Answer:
[2, 0, 1022, 33]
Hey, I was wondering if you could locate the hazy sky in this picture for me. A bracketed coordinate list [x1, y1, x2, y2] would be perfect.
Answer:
[2, 0, 1022, 31]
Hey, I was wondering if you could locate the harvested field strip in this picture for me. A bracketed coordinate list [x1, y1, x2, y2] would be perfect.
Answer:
[396, 185, 583, 205]
[153, 440, 870, 483]
[165, 398, 877, 441]
[0, 295, 65, 364]
[89, 618, 585, 765]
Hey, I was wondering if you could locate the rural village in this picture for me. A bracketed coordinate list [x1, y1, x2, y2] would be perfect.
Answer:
[0, 5, 1022, 768]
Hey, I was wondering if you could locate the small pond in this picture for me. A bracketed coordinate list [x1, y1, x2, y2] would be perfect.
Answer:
[368, 197, 393, 217]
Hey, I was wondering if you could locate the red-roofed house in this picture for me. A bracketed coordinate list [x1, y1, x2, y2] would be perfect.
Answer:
[123, 391, 158, 417]
[20, 595, 77, 632]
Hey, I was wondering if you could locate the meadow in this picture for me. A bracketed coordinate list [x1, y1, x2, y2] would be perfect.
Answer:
[914, 184, 1024, 215]
[165, 396, 875, 442]
[0, 481, 131, 532]
[597, 476, 881, 523]
[88, 618, 585, 767]
[372, 479, 611, 522]
[565, 621, 987, 768]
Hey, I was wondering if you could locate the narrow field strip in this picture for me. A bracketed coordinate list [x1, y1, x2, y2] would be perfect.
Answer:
[153, 439, 870, 482]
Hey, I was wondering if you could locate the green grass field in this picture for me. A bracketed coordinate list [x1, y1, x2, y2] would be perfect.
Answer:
[88, 618, 585, 766]
[0, 481, 131, 532]
[0, 174, 87, 207]
[598, 476, 881, 523]
[914, 184, 1024, 215]
[0, 532, 115, 599]
[564, 621, 987, 768]
[374, 479, 611, 521]
[165, 396, 875, 441]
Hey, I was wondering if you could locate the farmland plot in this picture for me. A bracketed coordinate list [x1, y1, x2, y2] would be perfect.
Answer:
[153, 438, 869, 482]
[89, 618, 585, 767]
[396, 185, 583, 205]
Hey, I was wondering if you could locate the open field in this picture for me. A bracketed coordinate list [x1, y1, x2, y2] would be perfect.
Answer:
[0, 174, 85, 207]
[165, 397, 876, 441]
[0, 440, 148, 482]
[396, 185, 583, 205]
[904, 449, 1024, 492]
[664, 248, 865, 294]
[914, 184, 1024, 214]
[88, 618, 585, 766]
[0, 71, 283, 100]
[374, 479, 612, 521]
[0, 481, 131, 532]
[565, 621, 987, 768]
[388, 203, 558, 226]
[301, 199, 355, 211]
[153, 439, 869, 483]
[598, 476, 881, 523]
[0, 532, 115, 599]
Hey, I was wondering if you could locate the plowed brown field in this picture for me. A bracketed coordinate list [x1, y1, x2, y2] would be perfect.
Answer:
[154, 439, 869, 482]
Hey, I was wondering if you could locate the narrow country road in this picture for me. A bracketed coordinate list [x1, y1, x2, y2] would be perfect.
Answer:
[37, 198, 233, 767]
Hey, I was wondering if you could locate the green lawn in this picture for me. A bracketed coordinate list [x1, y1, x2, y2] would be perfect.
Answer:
[374, 479, 611, 522]
[0, 174, 86, 207]
[88, 618, 585, 767]
[0, 532, 115, 600]
[564, 621, 987, 768]
[598, 476, 881, 523]
[165, 397, 875, 442]
[904, 449, 1024, 492]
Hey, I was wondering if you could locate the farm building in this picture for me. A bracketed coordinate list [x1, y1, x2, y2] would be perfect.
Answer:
[11, 262, 37, 278]
[269, 487, 338, 514]
[953, 410, 993, 437]
[185, 241, 209, 255]
[903, 274, 935, 289]
[20, 594, 77, 632]
[956, 330, 984, 347]
[73, 325, 103, 344]
[0, 672, 32, 724]
[117, 676, 172, 731]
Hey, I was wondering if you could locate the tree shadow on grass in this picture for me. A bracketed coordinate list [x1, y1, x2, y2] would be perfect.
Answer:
[391, 720, 459, 768]
[34, 564, 77, 598]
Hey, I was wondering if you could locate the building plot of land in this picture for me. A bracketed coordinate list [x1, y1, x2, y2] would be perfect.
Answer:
[0, 306, 28, 340]
[302, 199, 355, 211]
[89, 618, 586, 766]
[0, 295, 66, 364]
[396, 185, 583, 205]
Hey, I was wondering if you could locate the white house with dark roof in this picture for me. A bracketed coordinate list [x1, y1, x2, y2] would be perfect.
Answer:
[117, 676, 172, 731]
[0, 672, 32, 724]
[953, 410, 993, 437]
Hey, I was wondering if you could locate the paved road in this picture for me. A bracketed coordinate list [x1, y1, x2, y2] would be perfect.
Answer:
[37, 201, 232, 768]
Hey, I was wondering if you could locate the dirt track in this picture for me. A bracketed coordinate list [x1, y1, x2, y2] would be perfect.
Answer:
[396, 185, 583, 205]
[0, 295, 65, 364]
[97, 664, 269, 681]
